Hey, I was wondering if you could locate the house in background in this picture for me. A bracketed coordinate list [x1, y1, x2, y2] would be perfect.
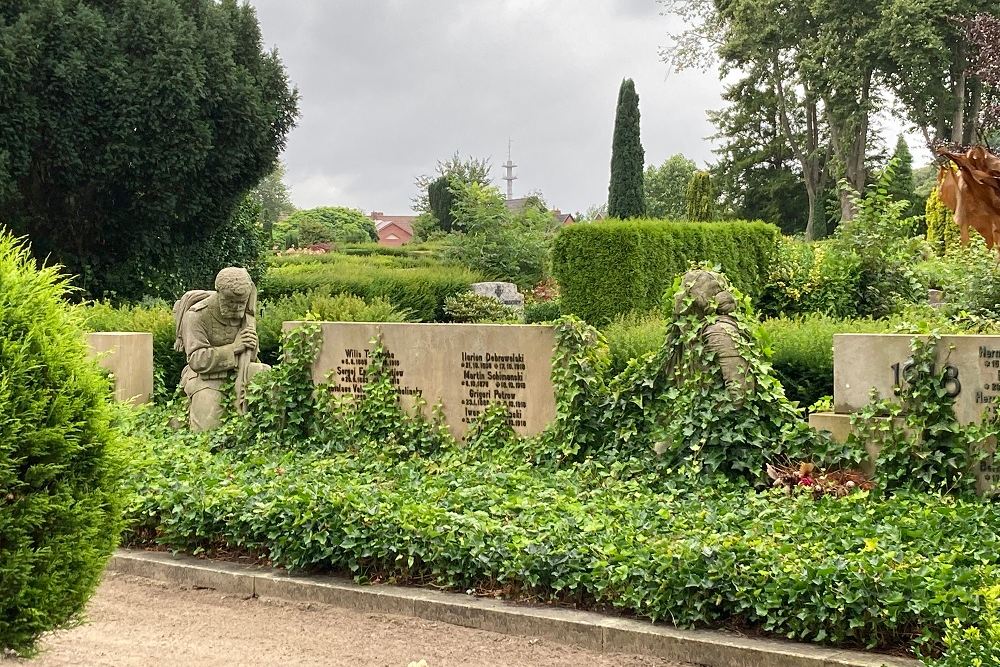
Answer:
[369, 211, 415, 247]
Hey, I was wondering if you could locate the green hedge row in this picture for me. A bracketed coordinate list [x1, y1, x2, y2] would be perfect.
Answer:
[552, 219, 780, 325]
[263, 255, 481, 321]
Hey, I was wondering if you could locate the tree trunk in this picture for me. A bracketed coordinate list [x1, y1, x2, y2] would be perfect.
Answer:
[951, 55, 967, 145]
[966, 77, 982, 145]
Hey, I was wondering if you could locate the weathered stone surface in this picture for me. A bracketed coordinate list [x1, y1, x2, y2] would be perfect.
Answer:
[471, 281, 524, 309]
[174, 268, 270, 432]
[284, 322, 556, 439]
[834, 333, 1000, 425]
[87, 332, 153, 405]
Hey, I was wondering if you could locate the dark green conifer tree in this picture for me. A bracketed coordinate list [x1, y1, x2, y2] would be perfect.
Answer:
[608, 78, 646, 219]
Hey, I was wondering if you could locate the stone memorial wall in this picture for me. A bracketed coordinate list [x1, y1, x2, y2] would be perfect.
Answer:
[811, 333, 1000, 494]
[284, 322, 557, 438]
[86, 332, 154, 405]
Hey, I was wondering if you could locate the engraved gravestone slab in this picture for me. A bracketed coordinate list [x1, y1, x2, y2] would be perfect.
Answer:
[471, 282, 524, 309]
[834, 333, 1000, 425]
[284, 322, 556, 438]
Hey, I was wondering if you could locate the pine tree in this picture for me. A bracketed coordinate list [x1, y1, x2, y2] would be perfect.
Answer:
[886, 136, 917, 216]
[686, 171, 716, 221]
[608, 78, 646, 219]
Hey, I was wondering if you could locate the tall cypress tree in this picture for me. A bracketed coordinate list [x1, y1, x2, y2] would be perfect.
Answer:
[608, 78, 646, 219]
[886, 135, 917, 216]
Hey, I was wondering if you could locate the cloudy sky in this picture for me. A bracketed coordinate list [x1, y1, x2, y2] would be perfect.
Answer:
[247, 1, 917, 216]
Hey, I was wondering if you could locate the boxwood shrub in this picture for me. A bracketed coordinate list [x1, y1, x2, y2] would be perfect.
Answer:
[0, 234, 123, 656]
[552, 219, 779, 324]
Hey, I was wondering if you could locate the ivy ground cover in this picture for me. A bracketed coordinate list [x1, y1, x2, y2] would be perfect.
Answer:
[122, 410, 998, 655]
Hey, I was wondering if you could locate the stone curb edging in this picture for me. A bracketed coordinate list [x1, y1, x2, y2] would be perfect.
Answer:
[108, 549, 919, 667]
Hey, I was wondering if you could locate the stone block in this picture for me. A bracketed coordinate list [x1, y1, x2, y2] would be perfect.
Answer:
[284, 322, 556, 438]
[87, 332, 153, 405]
[471, 281, 524, 309]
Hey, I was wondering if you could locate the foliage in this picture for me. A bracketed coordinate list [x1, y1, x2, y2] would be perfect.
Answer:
[644, 154, 696, 219]
[966, 12, 1000, 135]
[0, 233, 122, 656]
[552, 219, 779, 325]
[97, 191, 269, 303]
[250, 163, 296, 242]
[607, 78, 646, 219]
[914, 239, 1000, 318]
[922, 587, 1000, 667]
[412, 152, 492, 216]
[708, 72, 814, 236]
[685, 171, 716, 221]
[443, 292, 520, 324]
[758, 238, 863, 319]
[274, 207, 377, 249]
[263, 252, 481, 321]
[0, 0, 298, 301]
[763, 162, 925, 320]
[428, 176, 456, 233]
[445, 181, 549, 290]
[925, 188, 960, 257]
[410, 212, 444, 242]
[832, 163, 927, 318]
[523, 299, 562, 324]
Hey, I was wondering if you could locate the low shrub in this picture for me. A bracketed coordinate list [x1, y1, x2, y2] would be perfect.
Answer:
[524, 299, 561, 324]
[262, 255, 481, 321]
[442, 292, 519, 323]
[552, 219, 779, 325]
[921, 587, 1000, 666]
[602, 311, 665, 374]
[0, 234, 123, 656]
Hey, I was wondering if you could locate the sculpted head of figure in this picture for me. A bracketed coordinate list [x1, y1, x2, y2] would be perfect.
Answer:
[673, 269, 737, 319]
[215, 267, 252, 322]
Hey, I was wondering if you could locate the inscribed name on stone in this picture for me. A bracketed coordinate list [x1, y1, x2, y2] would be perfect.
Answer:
[284, 322, 556, 438]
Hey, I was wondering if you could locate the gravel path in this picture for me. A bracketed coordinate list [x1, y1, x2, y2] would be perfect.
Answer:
[21, 573, 690, 666]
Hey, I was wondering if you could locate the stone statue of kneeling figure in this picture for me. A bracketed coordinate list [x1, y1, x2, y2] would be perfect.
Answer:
[173, 267, 270, 432]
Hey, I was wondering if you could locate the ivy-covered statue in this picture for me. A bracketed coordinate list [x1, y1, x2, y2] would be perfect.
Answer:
[651, 268, 846, 480]
[173, 267, 270, 432]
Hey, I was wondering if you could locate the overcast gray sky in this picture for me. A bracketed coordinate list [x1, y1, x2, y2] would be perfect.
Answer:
[247, 0, 729, 215]
[247, 1, 919, 216]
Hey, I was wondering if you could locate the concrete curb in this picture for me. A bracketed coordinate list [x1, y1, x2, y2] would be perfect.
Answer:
[108, 549, 920, 667]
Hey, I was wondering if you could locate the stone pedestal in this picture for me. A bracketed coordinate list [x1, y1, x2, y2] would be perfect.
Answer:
[87, 333, 154, 405]
[284, 322, 556, 439]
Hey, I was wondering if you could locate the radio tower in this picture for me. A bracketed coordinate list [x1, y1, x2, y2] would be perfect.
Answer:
[502, 139, 517, 201]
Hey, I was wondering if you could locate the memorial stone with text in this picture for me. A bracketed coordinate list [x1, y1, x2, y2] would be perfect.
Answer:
[284, 322, 557, 438]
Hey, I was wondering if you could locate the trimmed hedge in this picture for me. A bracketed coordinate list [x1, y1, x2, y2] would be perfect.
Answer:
[263, 255, 481, 321]
[0, 234, 122, 656]
[552, 219, 779, 325]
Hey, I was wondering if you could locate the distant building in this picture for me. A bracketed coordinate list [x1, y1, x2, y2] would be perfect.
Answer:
[369, 211, 415, 247]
